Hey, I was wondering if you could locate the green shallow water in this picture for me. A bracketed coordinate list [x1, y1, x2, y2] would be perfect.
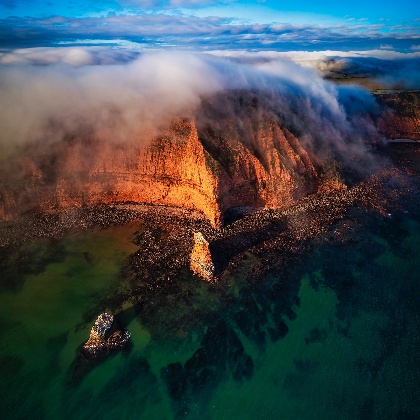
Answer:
[1, 214, 418, 420]
[1, 155, 420, 419]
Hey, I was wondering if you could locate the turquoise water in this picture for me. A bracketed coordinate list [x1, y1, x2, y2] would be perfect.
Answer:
[1, 151, 420, 419]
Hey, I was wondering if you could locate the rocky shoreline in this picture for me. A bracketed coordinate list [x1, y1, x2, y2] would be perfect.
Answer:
[0, 165, 411, 283]
[0, 203, 209, 250]
[1, 131, 416, 306]
[1, 158, 415, 387]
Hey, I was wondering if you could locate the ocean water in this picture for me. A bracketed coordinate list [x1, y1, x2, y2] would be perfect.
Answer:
[1, 147, 419, 419]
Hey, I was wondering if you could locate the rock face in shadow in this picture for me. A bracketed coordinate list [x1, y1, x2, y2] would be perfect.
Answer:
[0, 92, 322, 226]
[196, 91, 320, 217]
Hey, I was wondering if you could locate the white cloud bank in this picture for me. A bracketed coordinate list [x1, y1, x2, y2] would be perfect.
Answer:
[0, 50, 223, 152]
[0, 47, 386, 175]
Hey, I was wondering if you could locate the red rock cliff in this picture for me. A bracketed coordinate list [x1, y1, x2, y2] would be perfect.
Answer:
[0, 119, 220, 224]
[0, 95, 321, 225]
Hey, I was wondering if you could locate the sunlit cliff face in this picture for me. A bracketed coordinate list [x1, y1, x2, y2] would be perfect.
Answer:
[0, 112, 320, 226]
[0, 49, 386, 224]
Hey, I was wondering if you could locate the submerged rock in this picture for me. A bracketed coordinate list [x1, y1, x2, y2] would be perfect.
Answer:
[81, 313, 130, 359]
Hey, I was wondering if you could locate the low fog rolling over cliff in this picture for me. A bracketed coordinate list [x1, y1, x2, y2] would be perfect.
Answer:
[0, 48, 411, 224]
[1, 1, 420, 418]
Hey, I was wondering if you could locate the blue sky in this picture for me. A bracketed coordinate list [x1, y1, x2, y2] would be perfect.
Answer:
[0, 0, 419, 51]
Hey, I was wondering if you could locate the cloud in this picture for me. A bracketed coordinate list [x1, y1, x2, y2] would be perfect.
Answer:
[0, 50, 225, 157]
[117, 0, 227, 8]
[0, 13, 419, 51]
[0, 46, 139, 66]
[118, 0, 164, 6]
[373, 59, 420, 89]
[0, 48, 384, 179]
[208, 48, 420, 62]
[210, 48, 420, 90]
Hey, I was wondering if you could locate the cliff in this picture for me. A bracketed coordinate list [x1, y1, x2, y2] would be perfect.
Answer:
[0, 92, 322, 225]
[0, 119, 220, 224]
[196, 91, 319, 215]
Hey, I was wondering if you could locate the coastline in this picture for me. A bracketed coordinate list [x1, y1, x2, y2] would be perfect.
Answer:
[1, 154, 413, 289]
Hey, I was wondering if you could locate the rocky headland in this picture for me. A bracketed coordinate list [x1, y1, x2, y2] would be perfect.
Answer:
[0, 89, 417, 288]
[3, 88, 413, 231]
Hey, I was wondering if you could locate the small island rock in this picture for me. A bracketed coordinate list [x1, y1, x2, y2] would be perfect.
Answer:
[82, 313, 130, 359]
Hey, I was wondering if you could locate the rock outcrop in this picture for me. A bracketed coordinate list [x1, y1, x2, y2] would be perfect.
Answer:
[190, 232, 215, 281]
[82, 313, 130, 359]
[378, 114, 420, 140]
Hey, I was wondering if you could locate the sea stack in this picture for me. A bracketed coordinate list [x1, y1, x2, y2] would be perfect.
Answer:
[82, 313, 131, 359]
[190, 232, 215, 281]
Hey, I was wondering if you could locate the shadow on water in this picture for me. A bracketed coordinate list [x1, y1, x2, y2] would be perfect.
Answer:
[282, 358, 319, 399]
[162, 320, 254, 419]
[63, 355, 161, 420]
[0, 239, 68, 293]
[0, 355, 46, 420]
[47, 332, 69, 376]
